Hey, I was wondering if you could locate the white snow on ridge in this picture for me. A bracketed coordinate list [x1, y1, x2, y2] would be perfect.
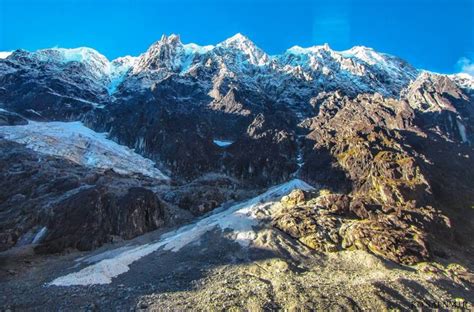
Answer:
[183, 43, 214, 55]
[36, 47, 136, 94]
[49, 179, 314, 286]
[0, 51, 12, 59]
[340, 46, 385, 65]
[51, 47, 106, 64]
[0, 121, 169, 180]
[449, 72, 474, 90]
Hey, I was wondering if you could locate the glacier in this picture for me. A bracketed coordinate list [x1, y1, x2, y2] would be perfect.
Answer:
[0, 121, 169, 180]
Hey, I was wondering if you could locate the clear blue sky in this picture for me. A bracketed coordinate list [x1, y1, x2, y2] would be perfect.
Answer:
[0, 0, 473, 74]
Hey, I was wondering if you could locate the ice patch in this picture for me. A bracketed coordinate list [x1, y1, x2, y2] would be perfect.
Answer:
[49, 179, 314, 286]
[213, 139, 234, 147]
[0, 121, 169, 180]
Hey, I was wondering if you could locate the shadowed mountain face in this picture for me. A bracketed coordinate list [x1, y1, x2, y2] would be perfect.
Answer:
[0, 34, 473, 275]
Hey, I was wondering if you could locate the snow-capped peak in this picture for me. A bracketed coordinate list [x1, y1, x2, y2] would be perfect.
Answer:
[30, 47, 113, 80]
[217, 33, 269, 66]
[340, 46, 385, 65]
[158, 33, 182, 46]
[220, 33, 250, 45]
[132, 34, 187, 73]
[0, 35, 423, 98]
[46, 48, 139, 94]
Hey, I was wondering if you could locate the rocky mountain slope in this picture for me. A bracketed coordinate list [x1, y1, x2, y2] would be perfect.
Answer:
[0, 34, 473, 310]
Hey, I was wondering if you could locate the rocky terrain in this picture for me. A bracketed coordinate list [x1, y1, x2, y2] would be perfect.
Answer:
[0, 34, 473, 310]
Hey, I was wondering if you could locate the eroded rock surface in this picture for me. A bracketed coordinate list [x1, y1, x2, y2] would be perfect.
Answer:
[273, 189, 441, 264]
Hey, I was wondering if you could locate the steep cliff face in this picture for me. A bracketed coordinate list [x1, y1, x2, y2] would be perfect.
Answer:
[0, 139, 166, 253]
[290, 73, 474, 265]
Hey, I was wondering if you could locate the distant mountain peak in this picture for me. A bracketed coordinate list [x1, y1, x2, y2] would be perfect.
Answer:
[222, 33, 250, 44]
[217, 33, 269, 66]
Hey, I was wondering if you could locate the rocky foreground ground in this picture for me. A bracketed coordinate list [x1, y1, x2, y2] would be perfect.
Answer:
[1, 184, 473, 311]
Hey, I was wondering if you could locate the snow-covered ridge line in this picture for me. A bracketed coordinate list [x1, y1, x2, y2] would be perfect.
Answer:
[0, 51, 13, 59]
[0, 34, 400, 70]
[0, 121, 169, 180]
[3, 34, 471, 78]
[49, 179, 314, 286]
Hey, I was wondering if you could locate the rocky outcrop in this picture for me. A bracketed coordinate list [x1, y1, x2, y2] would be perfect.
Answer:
[35, 186, 165, 254]
[162, 174, 251, 216]
[279, 76, 474, 264]
[273, 189, 445, 265]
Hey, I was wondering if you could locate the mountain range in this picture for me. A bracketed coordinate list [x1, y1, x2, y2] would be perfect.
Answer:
[0, 34, 473, 310]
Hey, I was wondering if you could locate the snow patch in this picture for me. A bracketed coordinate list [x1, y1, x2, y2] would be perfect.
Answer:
[49, 179, 314, 286]
[0, 121, 169, 180]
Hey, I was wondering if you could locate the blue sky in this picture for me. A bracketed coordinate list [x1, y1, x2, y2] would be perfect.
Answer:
[0, 0, 472, 74]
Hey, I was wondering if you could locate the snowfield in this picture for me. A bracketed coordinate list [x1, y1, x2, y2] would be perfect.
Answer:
[0, 121, 169, 180]
[49, 179, 314, 286]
